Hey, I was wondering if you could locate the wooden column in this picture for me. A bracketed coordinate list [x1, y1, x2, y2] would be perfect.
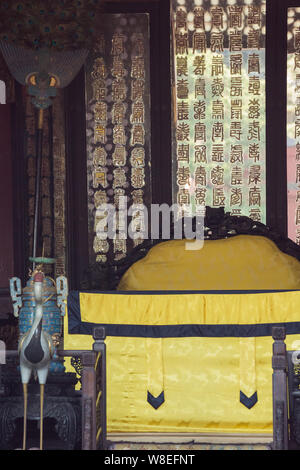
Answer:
[81, 350, 97, 450]
[272, 326, 289, 450]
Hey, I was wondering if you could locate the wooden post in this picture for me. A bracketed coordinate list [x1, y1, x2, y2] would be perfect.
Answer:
[272, 326, 289, 450]
[81, 350, 97, 450]
[92, 327, 107, 450]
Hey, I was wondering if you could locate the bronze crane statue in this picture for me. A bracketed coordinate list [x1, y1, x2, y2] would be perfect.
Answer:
[19, 271, 54, 450]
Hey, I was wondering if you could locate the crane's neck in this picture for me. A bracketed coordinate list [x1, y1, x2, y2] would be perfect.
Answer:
[28, 279, 44, 338]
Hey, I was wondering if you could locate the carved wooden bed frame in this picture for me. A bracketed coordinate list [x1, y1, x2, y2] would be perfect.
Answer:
[81, 206, 300, 291]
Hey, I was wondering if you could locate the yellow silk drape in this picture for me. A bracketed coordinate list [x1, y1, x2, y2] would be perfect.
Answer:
[64, 290, 300, 434]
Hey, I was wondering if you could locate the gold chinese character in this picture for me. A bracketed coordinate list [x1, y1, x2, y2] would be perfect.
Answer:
[249, 76, 261, 95]
[92, 79, 106, 101]
[249, 143, 260, 162]
[211, 6, 224, 29]
[193, 55, 206, 75]
[175, 32, 188, 55]
[176, 56, 188, 76]
[195, 78, 206, 98]
[94, 101, 107, 123]
[192, 32, 206, 53]
[247, 29, 260, 49]
[213, 188, 225, 206]
[94, 190, 107, 208]
[131, 124, 145, 145]
[211, 78, 224, 97]
[230, 144, 243, 163]
[194, 145, 207, 163]
[195, 188, 206, 206]
[113, 125, 126, 145]
[248, 121, 260, 140]
[194, 166, 206, 186]
[176, 8, 187, 30]
[211, 55, 224, 76]
[230, 77, 242, 96]
[131, 79, 145, 101]
[177, 101, 189, 120]
[112, 102, 126, 124]
[94, 125, 106, 144]
[230, 188, 242, 206]
[91, 57, 107, 80]
[194, 100, 205, 120]
[211, 144, 224, 162]
[211, 32, 224, 53]
[177, 144, 189, 162]
[131, 167, 145, 188]
[249, 186, 261, 206]
[131, 101, 145, 123]
[177, 79, 189, 99]
[177, 188, 190, 205]
[131, 189, 144, 205]
[177, 166, 190, 186]
[212, 122, 224, 141]
[193, 7, 205, 30]
[248, 99, 260, 119]
[94, 146, 107, 167]
[112, 145, 126, 166]
[248, 53, 260, 74]
[230, 121, 242, 140]
[231, 99, 242, 119]
[93, 168, 107, 188]
[249, 165, 261, 185]
[111, 56, 126, 78]
[247, 5, 261, 27]
[249, 208, 261, 222]
[194, 122, 206, 142]
[111, 33, 126, 56]
[131, 57, 145, 79]
[229, 30, 242, 52]
[212, 100, 224, 119]
[113, 168, 127, 188]
[230, 54, 242, 75]
[231, 166, 243, 185]
[112, 78, 127, 101]
[228, 5, 243, 29]
[211, 166, 224, 185]
[177, 122, 190, 141]
[114, 188, 126, 208]
[113, 237, 127, 253]
[93, 237, 109, 254]
[131, 147, 145, 167]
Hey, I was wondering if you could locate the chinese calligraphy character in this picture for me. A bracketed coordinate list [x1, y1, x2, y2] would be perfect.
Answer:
[192, 32, 206, 53]
[131, 124, 145, 145]
[194, 145, 207, 163]
[131, 167, 145, 188]
[131, 101, 145, 123]
[130, 147, 145, 167]
[112, 145, 126, 166]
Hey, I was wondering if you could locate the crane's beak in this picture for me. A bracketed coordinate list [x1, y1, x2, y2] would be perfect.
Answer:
[33, 272, 44, 303]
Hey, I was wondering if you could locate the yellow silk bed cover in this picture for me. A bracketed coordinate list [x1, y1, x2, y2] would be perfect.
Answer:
[64, 289, 300, 435]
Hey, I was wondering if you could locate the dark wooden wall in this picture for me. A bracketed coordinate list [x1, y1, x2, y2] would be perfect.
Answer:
[0, 104, 14, 317]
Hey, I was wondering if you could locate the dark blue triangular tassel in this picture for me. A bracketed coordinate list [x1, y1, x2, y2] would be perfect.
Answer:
[240, 390, 258, 409]
[147, 390, 165, 409]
